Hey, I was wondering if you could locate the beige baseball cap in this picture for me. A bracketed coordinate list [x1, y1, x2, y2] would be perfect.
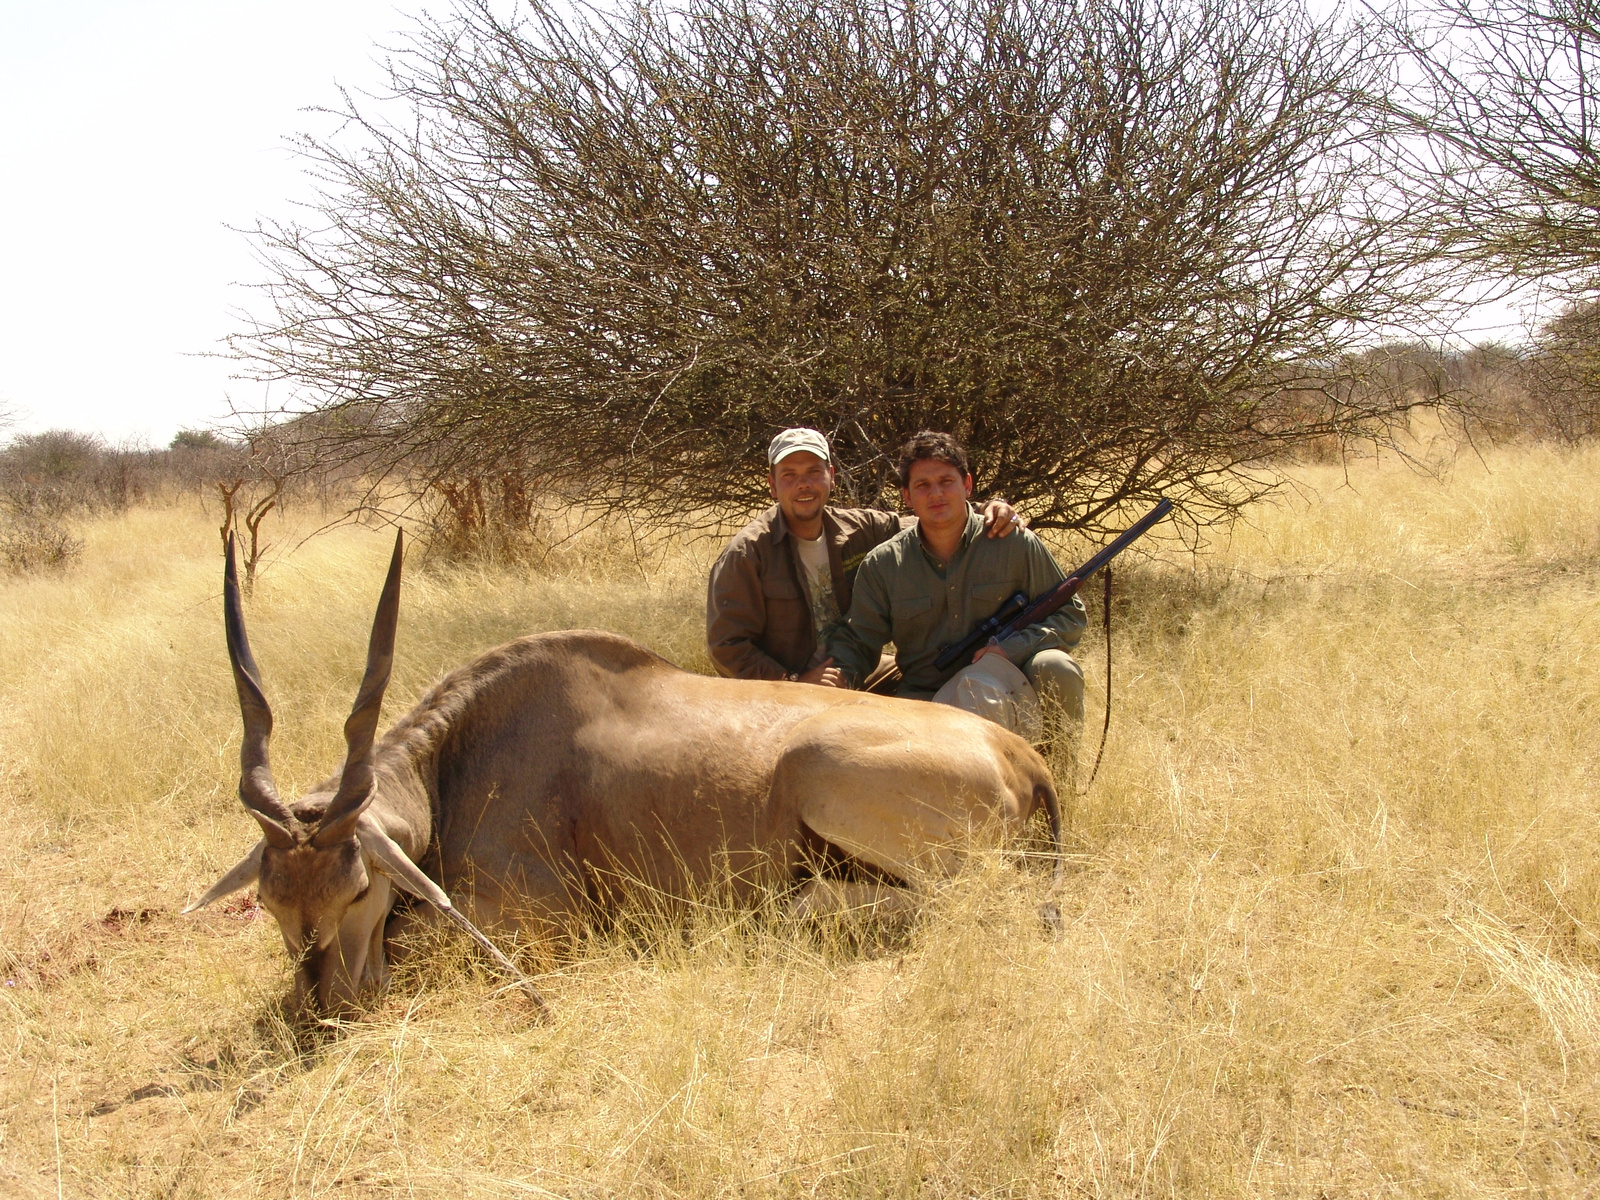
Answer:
[767, 427, 831, 466]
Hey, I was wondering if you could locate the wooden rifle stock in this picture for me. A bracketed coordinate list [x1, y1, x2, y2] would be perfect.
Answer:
[932, 497, 1174, 672]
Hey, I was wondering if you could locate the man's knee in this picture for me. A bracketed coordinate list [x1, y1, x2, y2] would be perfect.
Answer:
[1024, 650, 1084, 722]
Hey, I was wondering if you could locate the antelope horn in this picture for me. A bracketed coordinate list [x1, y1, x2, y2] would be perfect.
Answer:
[224, 532, 294, 848]
[314, 531, 404, 847]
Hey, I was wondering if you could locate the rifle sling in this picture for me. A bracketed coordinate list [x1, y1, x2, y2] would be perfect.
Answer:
[1083, 564, 1113, 791]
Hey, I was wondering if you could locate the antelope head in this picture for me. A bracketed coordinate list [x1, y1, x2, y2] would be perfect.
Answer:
[186, 530, 430, 1013]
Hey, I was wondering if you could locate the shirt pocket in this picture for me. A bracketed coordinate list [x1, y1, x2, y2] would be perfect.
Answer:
[761, 574, 809, 635]
[762, 576, 803, 601]
[889, 590, 938, 645]
[970, 582, 1017, 614]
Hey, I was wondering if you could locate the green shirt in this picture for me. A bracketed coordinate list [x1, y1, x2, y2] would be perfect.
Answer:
[827, 507, 1087, 694]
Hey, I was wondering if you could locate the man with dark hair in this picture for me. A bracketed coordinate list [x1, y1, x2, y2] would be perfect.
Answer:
[826, 430, 1085, 747]
[895, 429, 971, 485]
[707, 427, 1020, 684]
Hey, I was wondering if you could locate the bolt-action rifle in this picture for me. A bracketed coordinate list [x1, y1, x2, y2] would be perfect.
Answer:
[932, 497, 1175, 672]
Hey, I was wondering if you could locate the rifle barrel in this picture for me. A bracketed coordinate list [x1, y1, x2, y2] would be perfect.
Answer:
[988, 498, 1174, 643]
[930, 497, 1174, 672]
[1066, 497, 1173, 587]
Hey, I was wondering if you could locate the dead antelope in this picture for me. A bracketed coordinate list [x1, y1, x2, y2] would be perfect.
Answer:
[187, 532, 1061, 1013]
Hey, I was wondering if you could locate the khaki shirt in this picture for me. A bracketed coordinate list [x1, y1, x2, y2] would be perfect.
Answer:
[828, 507, 1086, 694]
[706, 505, 904, 679]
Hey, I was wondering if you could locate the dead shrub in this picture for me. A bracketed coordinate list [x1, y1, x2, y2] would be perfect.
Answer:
[0, 516, 83, 573]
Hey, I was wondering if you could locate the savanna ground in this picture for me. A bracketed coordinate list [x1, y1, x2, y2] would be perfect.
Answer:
[1, 440, 1598, 1198]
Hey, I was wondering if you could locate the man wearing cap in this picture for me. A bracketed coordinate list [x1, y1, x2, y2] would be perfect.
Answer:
[706, 427, 1020, 685]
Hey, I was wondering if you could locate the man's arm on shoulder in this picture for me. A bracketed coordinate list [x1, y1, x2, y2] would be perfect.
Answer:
[840, 504, 911, 539]
[826, 552, 896, 687]
[979, 497, 1024, 538]
[706, 545, 790, 680]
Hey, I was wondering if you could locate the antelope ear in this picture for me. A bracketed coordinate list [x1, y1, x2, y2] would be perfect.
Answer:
[355, 815, 452, 910]
[248, 808, 294, 849]
[182, 840, 265, 913]
[356, 814, 543, 1010]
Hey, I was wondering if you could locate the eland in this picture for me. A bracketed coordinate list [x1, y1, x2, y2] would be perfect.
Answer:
[186, 532, 1062, 1012]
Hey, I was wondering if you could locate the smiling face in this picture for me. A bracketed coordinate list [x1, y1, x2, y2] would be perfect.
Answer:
[254, 796, 395, 1012]
[768, 450, 834, 535]
[901, 456, 974, 536]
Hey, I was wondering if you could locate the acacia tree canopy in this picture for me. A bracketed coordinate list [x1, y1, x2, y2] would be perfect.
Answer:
[237, 0, 1444, 532]
[1395, 0, 1600, 288]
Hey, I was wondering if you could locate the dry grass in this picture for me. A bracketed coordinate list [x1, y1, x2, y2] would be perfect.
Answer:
[1, 442, 1598, 1197]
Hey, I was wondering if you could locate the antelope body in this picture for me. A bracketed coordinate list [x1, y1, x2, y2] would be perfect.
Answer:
[188, 533, 1061, 1012]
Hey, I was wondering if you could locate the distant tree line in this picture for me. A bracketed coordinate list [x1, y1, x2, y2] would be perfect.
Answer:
[0, 322, 1588, 574]
[0, 416, 536, 575]
[0, 428, 333, 581]
[0, 431, 213, 572]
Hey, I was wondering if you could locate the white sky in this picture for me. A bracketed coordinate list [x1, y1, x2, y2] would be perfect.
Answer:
[0, 0, 1549, 446]
[0, 0, 418, 444]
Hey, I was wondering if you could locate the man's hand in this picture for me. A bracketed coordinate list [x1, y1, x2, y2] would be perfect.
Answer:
[799, 657, 847, 688]
[971, 641, 1010, 665]
[980, 498, 1026, 538]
